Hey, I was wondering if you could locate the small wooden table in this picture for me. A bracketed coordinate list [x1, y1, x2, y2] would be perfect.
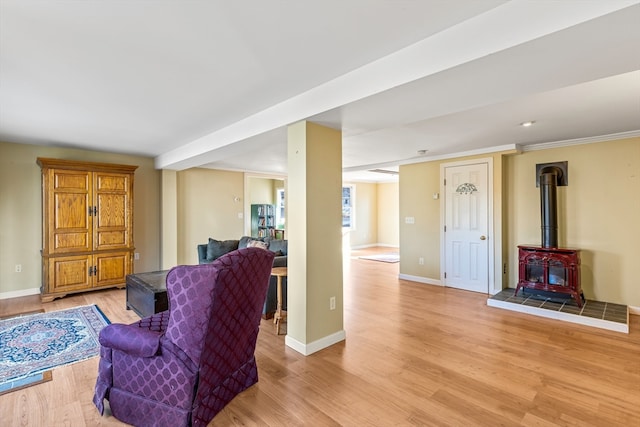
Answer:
[271, 267, 287, 334]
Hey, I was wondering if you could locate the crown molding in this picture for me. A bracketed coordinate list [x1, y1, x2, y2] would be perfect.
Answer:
[520, 130, 640, 152]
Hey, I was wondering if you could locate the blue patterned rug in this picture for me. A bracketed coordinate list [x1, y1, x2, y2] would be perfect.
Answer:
[0, 305, 110, 393]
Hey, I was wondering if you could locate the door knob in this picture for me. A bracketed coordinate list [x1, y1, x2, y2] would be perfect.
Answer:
[480, 235, 487, 240]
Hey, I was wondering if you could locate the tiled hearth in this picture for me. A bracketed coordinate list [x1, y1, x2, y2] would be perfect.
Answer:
[487, 288, 629, 333]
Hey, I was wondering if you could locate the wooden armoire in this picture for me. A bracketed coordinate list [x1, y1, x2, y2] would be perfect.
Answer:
[37, 158, 137, 302]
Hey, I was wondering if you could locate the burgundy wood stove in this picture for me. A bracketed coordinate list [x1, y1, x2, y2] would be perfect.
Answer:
[515, 245, 583, 307]
[514, 162, 585, 307]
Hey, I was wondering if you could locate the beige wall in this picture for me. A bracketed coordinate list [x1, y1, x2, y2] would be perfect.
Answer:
[505, 137, 640, 306]
[377, 182, 399, 247]
[344, 182, 378, 247]
[344, 181, 399, 248]
[248, 176, 275, 205]
[6, 135, 636, 309]
[175, 168, 244, 265]
[0, 141, 161, 297]
[399, 137, 639, 306]
[399, 161, 442, 280]
[400, 151, 508, 288]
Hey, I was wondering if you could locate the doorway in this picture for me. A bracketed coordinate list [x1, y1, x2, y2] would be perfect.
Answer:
[441, 159, 492, 293]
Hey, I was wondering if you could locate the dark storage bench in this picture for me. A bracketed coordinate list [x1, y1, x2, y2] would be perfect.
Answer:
[126, 270, 169, 318]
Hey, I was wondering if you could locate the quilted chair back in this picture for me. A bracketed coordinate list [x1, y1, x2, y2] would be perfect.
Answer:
[190, 247, 275, 424]
[93, 247, 274, 427]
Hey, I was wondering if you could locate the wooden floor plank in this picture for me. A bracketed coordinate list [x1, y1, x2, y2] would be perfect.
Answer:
[1, 247, 639, 426]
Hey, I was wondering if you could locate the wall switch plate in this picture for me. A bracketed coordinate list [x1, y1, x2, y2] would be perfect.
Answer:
[330, 296, 336, 310]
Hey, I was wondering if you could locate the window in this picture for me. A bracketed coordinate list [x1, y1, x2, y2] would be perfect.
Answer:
[342, 185, 355, 229]
[276, 188, 285, 229]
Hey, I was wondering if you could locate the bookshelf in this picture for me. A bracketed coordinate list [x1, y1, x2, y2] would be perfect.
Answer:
[251, 204, 276, 238]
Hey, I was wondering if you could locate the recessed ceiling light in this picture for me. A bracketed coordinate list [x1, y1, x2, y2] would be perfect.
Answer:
[520, 121, 536, 127]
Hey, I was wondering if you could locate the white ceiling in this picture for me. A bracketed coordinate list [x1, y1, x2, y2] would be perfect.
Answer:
[1, 1, 639, 183]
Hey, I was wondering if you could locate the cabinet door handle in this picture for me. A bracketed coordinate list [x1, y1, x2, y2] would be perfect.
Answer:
[93, 266, 97, 276]
[93, 206, 97, 216]
[88, 207, 93, 216]
[89, 266, 93, 276]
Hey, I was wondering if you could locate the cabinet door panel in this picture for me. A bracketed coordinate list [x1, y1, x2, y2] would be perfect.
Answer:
[96, 174, 127, 191]
[94, 172, 131, 251]
[96, 194, 126, 227]
[48, 255, 91, 292]
[95, 252, 131, 288]
[48, 170, 92, 253]
[97, 231, 126, 246]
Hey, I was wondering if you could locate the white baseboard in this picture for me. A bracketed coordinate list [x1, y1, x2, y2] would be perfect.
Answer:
[398, 274, 442, 286]
[629, 305, 640, 316]
[0, 287, 40, 300]
[285, 330, 346, 356]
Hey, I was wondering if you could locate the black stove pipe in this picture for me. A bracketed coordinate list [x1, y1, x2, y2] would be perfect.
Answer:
[539, 166, 561, 248]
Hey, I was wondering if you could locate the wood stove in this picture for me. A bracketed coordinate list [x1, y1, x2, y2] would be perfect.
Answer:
[515, 245, 583, 307]
[514, 162, 585, 307]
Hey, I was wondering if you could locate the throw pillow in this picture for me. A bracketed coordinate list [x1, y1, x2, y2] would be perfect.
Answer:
[247, 239, 269, 250]
[206, 238, 239, 261]
[239, 235, 262, 248]
[267, 239, 287, 255]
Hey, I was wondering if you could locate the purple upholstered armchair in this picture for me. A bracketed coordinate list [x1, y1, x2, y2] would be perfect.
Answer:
[93, 247, 275, 427]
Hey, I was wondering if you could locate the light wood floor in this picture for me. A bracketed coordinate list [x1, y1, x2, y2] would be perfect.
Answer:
[1, 247, 639, 426]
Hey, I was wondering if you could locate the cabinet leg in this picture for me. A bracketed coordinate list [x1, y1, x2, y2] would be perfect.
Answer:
[40, 294, 60, 303]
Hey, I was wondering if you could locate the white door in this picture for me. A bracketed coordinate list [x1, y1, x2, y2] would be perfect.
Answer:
[444, 162, 489, 293]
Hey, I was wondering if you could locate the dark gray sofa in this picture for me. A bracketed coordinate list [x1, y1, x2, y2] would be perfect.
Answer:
[197, 236, 287, 318]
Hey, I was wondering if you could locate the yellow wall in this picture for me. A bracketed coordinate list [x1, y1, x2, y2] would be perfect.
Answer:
[400, 151, 508, 290]
[0, 141, 161, 296]
[399, 160, 442, 280]
[377, 182, 399, 247]
[505, 137, 640, 305]
[5, 135, 636, 308]
[175, 168, 244, 265]
[344, 182, 378, 247]
[399, 137, 639, 306]
[248, 176, 275, 205]
[343, 181, 399, 248]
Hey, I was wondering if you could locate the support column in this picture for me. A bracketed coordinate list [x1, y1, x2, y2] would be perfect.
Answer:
[285, 121, 345, 355]
[161, 169, 178, 269]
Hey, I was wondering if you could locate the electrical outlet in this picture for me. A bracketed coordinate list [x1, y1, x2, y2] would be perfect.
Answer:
[134, 253, 140, 260]
[15, 264, 22, 273]
[419, 257, 424, 265]
[329, 296, 336, 310]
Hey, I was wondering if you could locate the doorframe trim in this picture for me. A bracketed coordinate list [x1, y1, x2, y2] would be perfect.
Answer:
[440, 157, 494, 294]
[243, 172, 287, 235]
